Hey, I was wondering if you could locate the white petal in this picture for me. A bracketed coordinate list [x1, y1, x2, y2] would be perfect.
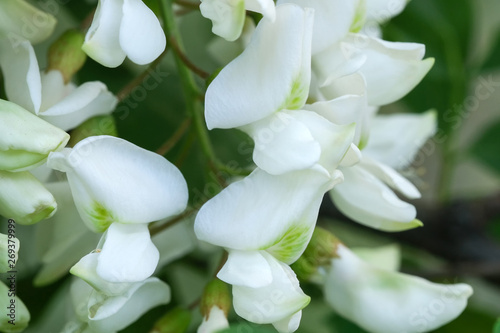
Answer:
[205, 4, 313, 129]
[241, 112, 321, 175]
[272, 311, 302, 333]
[200, 0, 246, 42]
[359, 157, 421, 199]
[233, 252, 309, 327]
[364, 110, 438, 169]
[343, 34, 434, 106]
[0, 170, 56, 225]
[0, 39, 41, 113]
[365, 0, 407, 23]
[39, 70, 73, 113]
[330, 166, 421, 231]
[120, 0, 166, 65]
[47, 136, 188, 231]
[245, 0, 276, 20]
[0, 234, 19, 273]
[351, 244, 401, 272]
[316, 72, 367, 100]
[71, 252, 133, 295]
[83, 0, 126, 68]
[324, 245, 473, 333]
[40, 81, 118, 131]
[0, 0, 56, 44]
[88, 277, 171, 332]
[197, 306, 229, 333]
[97, 223, 159, 282]
[195, 167, 335, 262]
[339, 144, 362, 167]
[217, 250, 272, 288]
[278, 0, 358, 55]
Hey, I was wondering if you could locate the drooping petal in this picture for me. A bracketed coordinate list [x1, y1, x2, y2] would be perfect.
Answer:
[330, 166, 421, 231]
[365, 0, 407, 23]
[205, 4, 313, 129]
[217, 250, 273, 288]
[342, 34, 434, 106]
[233, 252, 309, 331]
[87, 277, 171, 333]
[47, 136, 188, 231]
[241, 112, 321, 175]
[359, 157, 421, 199]
[0, 38, 41, 113]
[0, 170, 56, 224]
[96, 223, 159, 283]
[0, 99, 69, 172]
[351, 244, 401, 272]
[83, 0, 127, 68]
[278, 0, 359, 55]
[120, 0, 166, 65]
[272, 311, 302, 333]
[40, 79, 118, 131]
[324, 245, 473, 333]
[363, 110, 437, 169]
[195, 167, 336, 261]
[200, 0, 246, 42]
[0, 0, 56, 44]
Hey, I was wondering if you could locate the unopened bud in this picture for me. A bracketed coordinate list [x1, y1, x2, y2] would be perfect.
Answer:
[200, 279, 231, 319]
[47, 29, 87, 83]
[68, 115, 118, 147]
[0, 171, 57, 225]
[150, 307, 191, 333]
[0, 233, 19, 273]
[291, 227, 341, 281]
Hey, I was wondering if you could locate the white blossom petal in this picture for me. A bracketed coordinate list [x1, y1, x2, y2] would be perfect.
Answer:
[47, 136, 188, 232]
[120, 0, 166, 65]
[87, 277, 171, 333]
[245, 0, 276, 21]
[200, 0, 246, 42]
[197, 306, 229, 333]
[96, 223, 159, 283]
[330, 166, 421, 231]
[0, 38, 41, 113]
[195, 167, 337, 262]
[324, 245, 473, 333]
[205, 4, 313, 129]
[233, 252, 309, 330]
[217, 250, 273, 288]
[83, 0, 127, 68]
[365, 0, 407, 23]
[364, 110, 437, 169]
[272, 311, 302, 333]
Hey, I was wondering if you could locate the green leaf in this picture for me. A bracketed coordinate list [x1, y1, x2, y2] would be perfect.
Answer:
[470, 120, 500, 175]
[494, 318, 500, 333]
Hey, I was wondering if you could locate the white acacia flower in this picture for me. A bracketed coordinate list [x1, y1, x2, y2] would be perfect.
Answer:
[330, 111, 437, 231]
[83, 0, 166, 68]
[323, 244, 473, 333]
[0, 39, 117, 131]
[201, 0, 275, 42]
[0, 99, 69, 172]
[205, 4, 355, 176]
[0, 0, 56, 45]
[0, 170, 57, 225]
[47, 136, 189, 282]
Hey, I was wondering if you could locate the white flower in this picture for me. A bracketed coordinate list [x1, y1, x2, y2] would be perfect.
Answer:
[330, 111, 437, 231]
[198, 306, 229, 333]
[0, 0, 56, 45]
[0, 99, 69, 172]
[83, 0, 166, 68]
[323, 244, 473, 333]
[205, 4, 355, 175]
[0, 170, 57, 225]
[201, 0, 275, 42]
[0, 39, 117, 131]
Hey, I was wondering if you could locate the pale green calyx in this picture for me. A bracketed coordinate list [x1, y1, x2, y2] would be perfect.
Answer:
[47, 29, 87, 83]
[151, 307, 191, 333]
[200, 279, 231, 318]
[0, 99, 70, 172]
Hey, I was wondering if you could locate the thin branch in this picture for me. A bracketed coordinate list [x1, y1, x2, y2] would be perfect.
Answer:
[149, 207, 197, 236]
[156, 118, 192, 156]
[167, 36, 209, 80]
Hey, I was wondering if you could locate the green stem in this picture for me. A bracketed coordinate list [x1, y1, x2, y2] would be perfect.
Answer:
[157, 0, 217, 163]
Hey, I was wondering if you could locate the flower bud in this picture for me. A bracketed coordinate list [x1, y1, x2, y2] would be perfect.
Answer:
[0, 233, 19, 273]
[0, 281, 30, 332]
[47, 29, 87, 83]
[291, 227, 341, 281]
[0, 99, 69, 172]
[151, 307, 191, 333]
[0, 171, 57, 225]
[200, 279, 231, 319]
